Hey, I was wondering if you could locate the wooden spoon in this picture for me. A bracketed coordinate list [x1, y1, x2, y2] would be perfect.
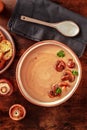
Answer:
[21, 15, 80, 37]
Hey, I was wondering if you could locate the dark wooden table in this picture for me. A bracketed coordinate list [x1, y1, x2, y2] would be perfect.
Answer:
[0, 0, 87, 130]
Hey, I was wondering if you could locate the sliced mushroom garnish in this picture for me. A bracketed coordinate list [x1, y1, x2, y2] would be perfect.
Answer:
[67, 59, 75, 68]
[58, 81, 70, 87]
[49, 84, 62, 98]
[61, 70, 75, 82]
[55, 60, 66, 72]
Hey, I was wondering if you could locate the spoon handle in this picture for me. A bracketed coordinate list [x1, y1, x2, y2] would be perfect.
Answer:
[21, 16, 54, 28]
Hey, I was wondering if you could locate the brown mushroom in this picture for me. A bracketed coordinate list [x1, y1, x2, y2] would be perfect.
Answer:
[58, 81, 70, 87]
[9, 104, 26, 121]
[67, 59, 75, 68]
[0, 79, 13, 96]
[48, 84, 62, 98]
[55, 60, 66, 72]
[61, 70, 75, 82]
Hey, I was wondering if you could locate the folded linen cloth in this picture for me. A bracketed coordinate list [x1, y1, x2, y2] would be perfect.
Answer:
[8, 0, 87, 57]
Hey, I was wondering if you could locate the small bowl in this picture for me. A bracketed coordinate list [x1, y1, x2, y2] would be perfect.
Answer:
[0, 25, 15, 74]
[16, 40, 82, 107]
[9, 104, 26, 121]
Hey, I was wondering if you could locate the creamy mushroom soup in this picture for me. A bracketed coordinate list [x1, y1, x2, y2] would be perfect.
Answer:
[20, 44, 79, 102]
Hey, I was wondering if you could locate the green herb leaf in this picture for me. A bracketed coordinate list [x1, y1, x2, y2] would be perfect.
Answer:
[72, 70, 78, 76]
[57, 50, 65, 57]
[56, 87, 62, 95]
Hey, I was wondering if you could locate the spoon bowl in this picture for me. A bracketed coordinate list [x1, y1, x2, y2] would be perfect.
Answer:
[53, 21, 80, 37]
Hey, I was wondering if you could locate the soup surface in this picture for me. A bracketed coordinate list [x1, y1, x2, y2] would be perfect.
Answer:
[20, 44, 78, 102]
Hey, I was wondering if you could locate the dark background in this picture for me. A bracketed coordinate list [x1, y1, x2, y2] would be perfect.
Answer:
[0, 0, 87, 130]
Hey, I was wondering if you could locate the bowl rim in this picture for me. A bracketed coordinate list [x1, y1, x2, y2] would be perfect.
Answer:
[0, 25, 15, 74]
[16, 40, 82, 107]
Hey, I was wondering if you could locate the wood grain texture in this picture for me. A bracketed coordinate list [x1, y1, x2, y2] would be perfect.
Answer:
[0, 0, 87, 130]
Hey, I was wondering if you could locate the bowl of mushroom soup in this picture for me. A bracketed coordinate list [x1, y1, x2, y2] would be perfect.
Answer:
[16, 40, 82, 107]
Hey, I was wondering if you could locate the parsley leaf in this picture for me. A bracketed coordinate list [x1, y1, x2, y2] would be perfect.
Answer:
[72, 70, 78, 76]
[56, 87, 62, 95]
[57, 50, 65, 57]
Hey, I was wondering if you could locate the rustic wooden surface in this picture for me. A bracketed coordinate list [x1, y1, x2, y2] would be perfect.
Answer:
[0, 0, 87, 130]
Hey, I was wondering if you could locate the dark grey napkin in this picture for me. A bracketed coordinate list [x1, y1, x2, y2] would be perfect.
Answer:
[8, 0, 87, 57]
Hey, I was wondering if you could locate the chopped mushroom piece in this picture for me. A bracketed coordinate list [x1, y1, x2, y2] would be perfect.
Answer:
[55, 60, 66, 72]
[49, 84, 62, 98]
[67, 59, 75, 68]
[59, 81, 70, 87]
[61, 70, 75, 82]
